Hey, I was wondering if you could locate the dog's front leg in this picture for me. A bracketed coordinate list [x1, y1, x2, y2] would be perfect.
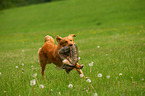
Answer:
[76, 69, 87, 78]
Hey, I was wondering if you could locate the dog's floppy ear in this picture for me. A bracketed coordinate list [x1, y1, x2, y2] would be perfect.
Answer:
[56, 35, 62, 43]
[69, 34, 76, 37]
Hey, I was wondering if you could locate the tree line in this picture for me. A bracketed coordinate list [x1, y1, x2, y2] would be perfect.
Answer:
[0, 0, 57, 10]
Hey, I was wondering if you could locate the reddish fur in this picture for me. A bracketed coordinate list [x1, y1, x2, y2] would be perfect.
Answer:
[38, 34, 84, 79]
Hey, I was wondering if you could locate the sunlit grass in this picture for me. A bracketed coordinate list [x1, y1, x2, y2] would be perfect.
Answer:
[0, 0, 145, 95]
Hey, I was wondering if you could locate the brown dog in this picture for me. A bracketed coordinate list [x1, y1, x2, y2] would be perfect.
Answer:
[38, 34, 85, 79]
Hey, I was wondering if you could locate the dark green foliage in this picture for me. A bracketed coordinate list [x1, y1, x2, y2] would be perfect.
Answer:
[0, 0, 56, 10]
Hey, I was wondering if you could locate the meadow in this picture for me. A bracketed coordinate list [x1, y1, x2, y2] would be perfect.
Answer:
[0, 0, 145, 96]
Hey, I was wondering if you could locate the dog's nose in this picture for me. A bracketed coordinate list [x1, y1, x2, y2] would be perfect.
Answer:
[69, 44, 73, 46]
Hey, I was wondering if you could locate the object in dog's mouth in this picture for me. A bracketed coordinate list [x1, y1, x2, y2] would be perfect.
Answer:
[58, 45, 82, 69]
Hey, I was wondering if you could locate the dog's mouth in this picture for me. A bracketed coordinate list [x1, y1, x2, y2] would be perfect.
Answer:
[62, 64, 84, 69]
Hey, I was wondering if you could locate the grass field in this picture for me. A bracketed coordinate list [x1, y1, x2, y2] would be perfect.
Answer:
[0, 0, 145, 95]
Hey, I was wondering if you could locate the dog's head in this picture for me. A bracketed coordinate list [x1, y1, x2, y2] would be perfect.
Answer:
[56, 34, 76, 48]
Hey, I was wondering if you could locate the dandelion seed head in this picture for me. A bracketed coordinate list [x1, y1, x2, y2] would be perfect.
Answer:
[31, 65, 33, 68]
[106, 54, 108, 56]
[97, 45, 100, 48]
[106, 75, 110, 79]
[39, 84, 44, 89]
[89, 62, 94, 66]
[16, 66, 18, 68]
[78, 57, 81, 60]
[4, 91, 6, 93]
[22, 50, 24, 52]
[80, 74, 84, 78]
[51, 89, 53, 91]
[142, 78, 144, 81]
[86, 90, 89, 93]
[92, 93, 98, 96]
[119, 73, 122, 76]
[97, 73, 102, 78]
[58, 92, 61, 95]
[87, 79, 91, 83]
[22, 63, 24, 66]
[0, 72, 1, 75]
[30, 79, 36, 86]
[68, 84, 73, 88]
[33, 73, 37, 77]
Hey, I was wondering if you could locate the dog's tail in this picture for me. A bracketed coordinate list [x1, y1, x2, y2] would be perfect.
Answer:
[44, 35, 55, 43]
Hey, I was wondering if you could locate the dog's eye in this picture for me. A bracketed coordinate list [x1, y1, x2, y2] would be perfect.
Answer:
[70, 40, 72, 41]
[65, 41, 68, 43]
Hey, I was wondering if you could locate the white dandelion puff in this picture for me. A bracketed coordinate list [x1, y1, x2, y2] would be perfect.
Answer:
[97, 73, 102, 78]
[0, 72, 1, 75]
[22, 63, 24, 66]
[58, 92, 61, 95]
[22, 50, 24, 52]
[89, 62, 94, 66]
[16, 66, 18, 68]
[78, 57, 81, 60]
[51, 89, 53, 91]
[141, 78, 144, 81]
[68, 84, 73, 88]
[4, 91, 6, 93]
[30, 79, 36, 86]
[87, 79, 91, 83]
[86, 90, 89, 93]
[97, 45, 100, 48]
[33, 73, 37, 77]
[80, 74, 84, 78]
[39, 84, 44, 89]
[106, 75, 110, 79]
[92, 93, 98, 96]
[119, 73, 122, 76]
[106, 54, 108, 56]
[31, 65, 33, 68]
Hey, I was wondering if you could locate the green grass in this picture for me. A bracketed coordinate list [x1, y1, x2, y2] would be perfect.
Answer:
[0, 0, 145, 95]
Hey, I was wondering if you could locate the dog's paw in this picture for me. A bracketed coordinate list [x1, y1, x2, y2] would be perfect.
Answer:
[84, 77, 89, 79]
[80, 65, 84, 69]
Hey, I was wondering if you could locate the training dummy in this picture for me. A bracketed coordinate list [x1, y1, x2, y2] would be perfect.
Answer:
[58, 45, 84, 73]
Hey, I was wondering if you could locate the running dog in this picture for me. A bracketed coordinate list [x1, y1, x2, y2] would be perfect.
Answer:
[38, 34, 84, 79]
